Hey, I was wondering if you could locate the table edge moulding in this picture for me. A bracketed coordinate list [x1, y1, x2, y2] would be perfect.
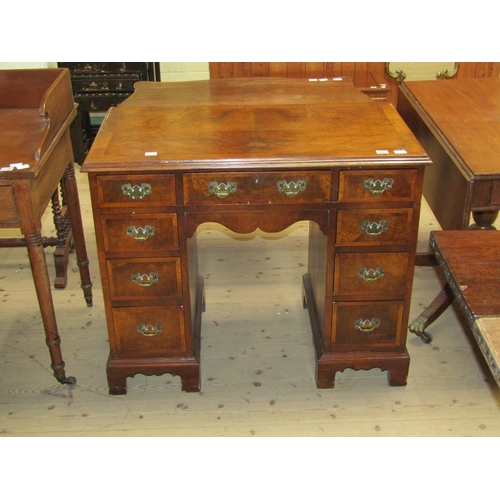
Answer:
[0, 68, 93, 386]
[81, 77, 430, 395]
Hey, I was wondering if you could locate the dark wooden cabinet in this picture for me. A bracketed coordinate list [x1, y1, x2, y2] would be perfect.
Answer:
[58, 62, 160, 164]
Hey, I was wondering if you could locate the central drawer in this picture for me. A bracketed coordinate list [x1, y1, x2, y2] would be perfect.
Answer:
[183, 171, 331, 205]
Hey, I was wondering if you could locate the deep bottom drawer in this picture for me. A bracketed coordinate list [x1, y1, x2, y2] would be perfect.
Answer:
[331, 301, 404, 348]
[112, 306, 186, 358]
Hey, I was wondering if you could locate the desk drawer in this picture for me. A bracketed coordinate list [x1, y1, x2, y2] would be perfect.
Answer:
[107, 258, 182, 301]
[183, 171, 331, 205]
[102, 214, 179, 252]
[97, 174, 176, 207]
[339, 169, 418, 202]
[331, 301, 404, 348]
[112, 305, 186, 358]
[336, 209, 413, 246]
[334, 252, 409, 296]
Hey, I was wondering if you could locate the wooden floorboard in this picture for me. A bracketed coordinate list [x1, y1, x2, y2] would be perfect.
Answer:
[1, 166, 500, 439]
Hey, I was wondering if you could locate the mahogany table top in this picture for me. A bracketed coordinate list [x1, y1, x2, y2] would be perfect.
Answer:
[83, 78, 428, 172]
[403, 78, 500, 178]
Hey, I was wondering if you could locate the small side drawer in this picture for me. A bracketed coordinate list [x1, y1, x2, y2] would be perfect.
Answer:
[183, 171, 331, 205]
[112, 305, 186, 358]
[338, 169, 418, 202]
[334, 252, 409, 296]
[101, 214, 179, 252]
[107, 258, 182, 301]
[96, 174, 176, 207]
[0, 186, 18, 226]
[336, 209, 413, 246]
[331, 301, 404, 348]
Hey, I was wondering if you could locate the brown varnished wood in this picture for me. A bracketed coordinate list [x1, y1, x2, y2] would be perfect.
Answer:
[399, 79, 500, 342]
[430, 230, 500, 387]
[82, 78, 429, 394]
[0, 69, 93, 386]
[209, 62, 398, 104]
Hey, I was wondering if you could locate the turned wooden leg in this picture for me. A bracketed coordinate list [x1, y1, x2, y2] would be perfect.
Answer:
[61, 162, 93, 307]
[469, 210, 498, 230]
[49, 185, 73, 290]
[26, 233, 75, 386]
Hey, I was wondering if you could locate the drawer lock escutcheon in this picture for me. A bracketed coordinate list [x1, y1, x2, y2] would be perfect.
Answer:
[126, 225, 155, 242]
[137, 323, 163, 337]
[354, 318, 381, 332]
[357, 267, 385, 282]
[208, 181, 237, 199]
[277, 179, 307, 197]
[131, 272, 160, 287]
[364, 177, 394, 195]
[360, 220, 389, 237]
[121, 182, 152, 200]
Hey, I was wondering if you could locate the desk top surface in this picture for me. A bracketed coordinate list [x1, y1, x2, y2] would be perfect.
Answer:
[402, 78, 500, 178]
[83, 78, 429, 172]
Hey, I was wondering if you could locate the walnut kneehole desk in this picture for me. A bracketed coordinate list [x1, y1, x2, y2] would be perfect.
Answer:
[82, 78, 430, 395]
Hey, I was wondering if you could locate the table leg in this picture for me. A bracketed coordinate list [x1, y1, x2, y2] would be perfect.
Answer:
[49, 185, 73, 289]
[61, 162, 93, 307]
[26, 232, 75, 385]
[469, 210, 498, 230]
[408, 283, 455, 343]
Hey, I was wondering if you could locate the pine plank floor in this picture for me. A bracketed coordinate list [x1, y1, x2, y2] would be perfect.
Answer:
[1, 166, 500, 438]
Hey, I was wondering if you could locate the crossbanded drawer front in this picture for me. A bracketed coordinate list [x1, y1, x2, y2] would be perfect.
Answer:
[336, 209, 413, 246]
[338, 169, 417, 202]
[183, 171, 331, 205]
[334, 252, 409, 296]
[112, 305, 186, 358]
[107, 258, 182, 301]
[97, 174, 176, 207]
[331, 301, 404, 348]
[102, 214, 179, 252]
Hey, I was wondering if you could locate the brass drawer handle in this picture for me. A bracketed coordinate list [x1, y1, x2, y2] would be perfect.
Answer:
[357, 267, 385, 282]
[121, 182, 152, 200]
[208, 181, 237, 199]
[360, 220, 389, 236]
[354, 318, 381, 332]
[131, 272, 159, 287]
[364, 177, 393, 195]
[126, 225, 155, 242]
[136, 323, 163, 337]
[277, 179, 307, 197]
